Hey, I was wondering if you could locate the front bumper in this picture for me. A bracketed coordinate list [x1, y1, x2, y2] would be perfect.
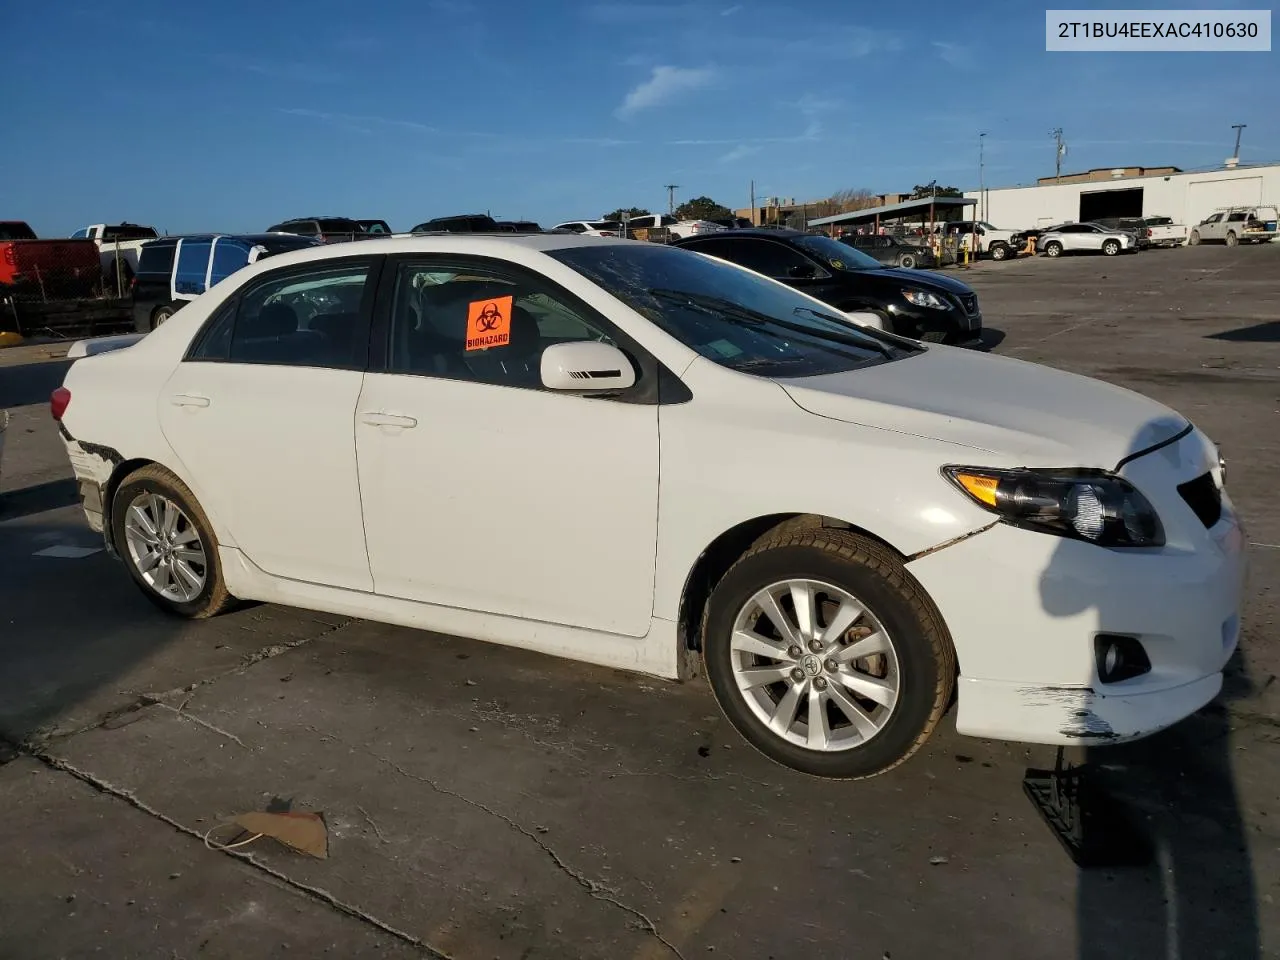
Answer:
[907, 429, 1245, 746]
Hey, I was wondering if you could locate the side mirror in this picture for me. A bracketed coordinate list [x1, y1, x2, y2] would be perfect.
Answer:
[540, 341, 636, 393]
[787, 263, 817, 279]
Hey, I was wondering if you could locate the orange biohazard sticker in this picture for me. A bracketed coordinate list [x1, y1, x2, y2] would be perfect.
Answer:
[465, 296, 513, 351]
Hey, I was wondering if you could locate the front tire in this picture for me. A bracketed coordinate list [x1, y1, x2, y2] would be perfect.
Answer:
[112, 465, 234, 619]
[1188, 230, 1200, 246]
[1044, 241, 1063, 258]
[702, 528, 955, 779]
[898, 253, 917, 269]
[1102, 239, 1121, 256]
[989, 243, 1009, 261]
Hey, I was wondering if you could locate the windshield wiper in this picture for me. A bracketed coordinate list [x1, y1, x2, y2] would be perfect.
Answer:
[790, 306, 894, 359]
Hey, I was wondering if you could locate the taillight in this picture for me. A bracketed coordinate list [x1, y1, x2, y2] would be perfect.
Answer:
[51, 386, 71, 421]
[2, 247, 15, 266]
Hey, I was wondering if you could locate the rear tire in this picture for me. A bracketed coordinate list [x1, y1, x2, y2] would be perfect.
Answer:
[151, 305, 175, 330]
[1044, 241, 1063, 258]
[112, 465, 235, 619]
[701, 527, 955, 779]
[1226, 231, 1238, 247]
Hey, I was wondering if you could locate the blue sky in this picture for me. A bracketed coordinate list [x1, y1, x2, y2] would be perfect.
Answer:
[7, 0, 1277, 234]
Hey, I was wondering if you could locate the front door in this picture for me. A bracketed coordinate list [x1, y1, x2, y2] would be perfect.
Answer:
[354, 257, 660, 637]
[159, 256, 379, 591]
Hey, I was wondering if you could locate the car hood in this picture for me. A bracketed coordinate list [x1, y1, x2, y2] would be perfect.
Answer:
[870, 267, 973, 295]
[777, 345, 1189, 468]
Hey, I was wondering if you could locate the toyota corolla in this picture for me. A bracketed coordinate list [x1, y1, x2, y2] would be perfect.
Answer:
[53, 234, 1245, 779]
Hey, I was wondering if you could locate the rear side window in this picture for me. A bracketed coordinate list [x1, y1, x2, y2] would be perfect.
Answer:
[137, 241, 177, 276]
[1227, 212, 1247, 222]
[102, 225, 158, 241]
[317, 219, 362, 233]
[209, 263, 373, 369]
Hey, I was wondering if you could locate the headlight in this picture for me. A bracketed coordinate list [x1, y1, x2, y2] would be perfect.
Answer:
[942, 467, 1164, 547]
[902, 289, 948, 310]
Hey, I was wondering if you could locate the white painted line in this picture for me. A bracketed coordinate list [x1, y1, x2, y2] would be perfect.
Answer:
[1249, 542, 1279, 550]
[33, 545, 104, 559]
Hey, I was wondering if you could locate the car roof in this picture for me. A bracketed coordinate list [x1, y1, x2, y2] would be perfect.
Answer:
[677, 228, 805, 242]
[233, 233, 635, 269]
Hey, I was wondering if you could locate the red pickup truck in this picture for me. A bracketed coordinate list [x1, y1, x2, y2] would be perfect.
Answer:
[0, 221, 103, 299]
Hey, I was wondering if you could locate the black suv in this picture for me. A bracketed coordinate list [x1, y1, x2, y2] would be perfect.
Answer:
[673, 229, 981, 344]
[838, 233, 936, 269]
[266, 217, 368, 243]
[132, 233, 319, 332]
[408, 214, 502, 233]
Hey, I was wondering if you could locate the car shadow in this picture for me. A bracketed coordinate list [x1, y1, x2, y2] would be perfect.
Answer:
[1206, 321, 1280, 343]
[1030, 417, 1259, 959]
[973, 328, 1006, 351]
[0, 358, 73, 408]
[0, 477, 79, 521]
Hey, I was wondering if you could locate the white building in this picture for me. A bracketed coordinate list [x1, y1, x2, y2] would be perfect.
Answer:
[965, 162, 1280, 230]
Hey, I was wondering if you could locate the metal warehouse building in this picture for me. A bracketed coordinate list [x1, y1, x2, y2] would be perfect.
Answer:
[965, 162, 1280, 231]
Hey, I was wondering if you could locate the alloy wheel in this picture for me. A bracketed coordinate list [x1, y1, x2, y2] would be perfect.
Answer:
[123, 492, 207, 602]
[729, 579, 900, 752]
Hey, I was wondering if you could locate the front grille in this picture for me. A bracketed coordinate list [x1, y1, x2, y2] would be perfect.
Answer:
[1177, 472, 1222, 528]
[958, 293, 979, 315]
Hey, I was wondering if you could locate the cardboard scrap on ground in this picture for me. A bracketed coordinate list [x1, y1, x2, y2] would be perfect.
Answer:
[231, 810, 328, 859]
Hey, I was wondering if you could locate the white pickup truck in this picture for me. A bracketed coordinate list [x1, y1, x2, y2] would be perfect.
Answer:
[72, 223, 160, 290]
[1137, 216, 1187, 248]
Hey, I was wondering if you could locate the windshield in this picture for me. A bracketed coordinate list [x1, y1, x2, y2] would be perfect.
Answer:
[102, 225, 158, 240]
[258, 236, 322, 257]
[550, 243, 916, 378]
[793, 234, 882, 271]
[317, 219, 362, 233]
[589, 221, 622, 231]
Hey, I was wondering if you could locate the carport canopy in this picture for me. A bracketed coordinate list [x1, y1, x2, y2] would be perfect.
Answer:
[808, 195, 976, 229]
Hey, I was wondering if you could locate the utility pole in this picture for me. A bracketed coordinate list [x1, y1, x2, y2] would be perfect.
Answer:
[1231, 123, 1246, 159]
[664, 184, 679, 215]
[979, 132, 987, 222]
[1051, 128, 1065, 183]
[749, 179, 756, 226]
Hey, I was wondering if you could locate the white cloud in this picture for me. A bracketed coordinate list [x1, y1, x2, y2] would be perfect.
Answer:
[721, 4, 742, 14]
[719, 144, 760, 163]
[615, 64, 717, 118]
[931, 40, 971, 69]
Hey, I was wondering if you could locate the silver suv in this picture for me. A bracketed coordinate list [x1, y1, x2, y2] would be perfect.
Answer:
[1036, 222, 1137, 258]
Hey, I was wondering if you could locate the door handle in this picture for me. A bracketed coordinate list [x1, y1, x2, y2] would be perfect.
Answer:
[360, 412, 418, 429]
[170, 394, 210, 408]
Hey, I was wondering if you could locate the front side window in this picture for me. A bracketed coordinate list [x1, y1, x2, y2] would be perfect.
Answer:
[386, 261, 615, 390]
[1204, 213, 1223, 224]
[687, 238, 816, 279]
[551, 243, 915, 379]
[71, 228, 89, 239]
[195, 262, 372, 368]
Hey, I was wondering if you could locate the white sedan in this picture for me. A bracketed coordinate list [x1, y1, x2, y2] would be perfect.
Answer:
[54, 234, 1244, 779]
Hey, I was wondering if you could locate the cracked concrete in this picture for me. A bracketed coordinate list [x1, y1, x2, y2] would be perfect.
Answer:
[1, 245, 1279, 958]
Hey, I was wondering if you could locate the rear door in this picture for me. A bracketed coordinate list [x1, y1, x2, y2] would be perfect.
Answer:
[158, 255, 381, 590]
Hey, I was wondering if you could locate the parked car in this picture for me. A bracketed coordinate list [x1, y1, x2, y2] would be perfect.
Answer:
[358, 220, 393, 235]
[131, 233, 320, 332]
[52, 233, 1243, 779]
[267, 218, 368, 243]
[1188, 206, 1279, 246]
[627, 214, 725, 239]
[1037, 222, 1138, 257]
[495, 220, 543, 233]
[0, 221, 103, 299]
[674, 228, 981, 343]
[72, 223, 161, 288]
[839, 233, 936, 269]
[709, 216, 754, 230]
[939, 220, 1022, 261]
[552, 220, 623, 237]
[406, 214, 502, 234]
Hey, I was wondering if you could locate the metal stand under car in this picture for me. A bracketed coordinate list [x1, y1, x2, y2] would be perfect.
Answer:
[1023, 747, 1153, 867]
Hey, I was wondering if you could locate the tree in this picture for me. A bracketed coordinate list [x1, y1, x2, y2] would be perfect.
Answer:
[602, 206, 651, 221]
[811, 187, 880, 219]
[908, 183, 963, 200]
[674, 196, 732, 221]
